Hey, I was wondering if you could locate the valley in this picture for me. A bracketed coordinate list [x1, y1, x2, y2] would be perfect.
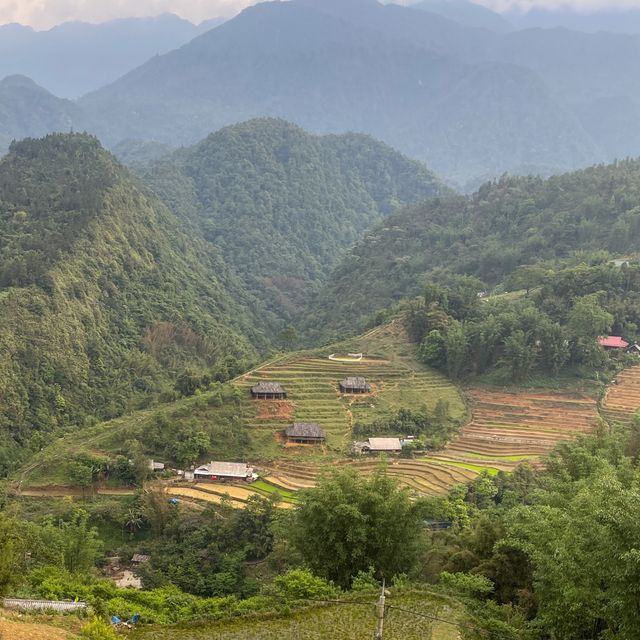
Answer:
[4, 5, 640, 636]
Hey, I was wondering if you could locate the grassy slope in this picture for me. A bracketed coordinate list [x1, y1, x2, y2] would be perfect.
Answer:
[16, 319, 466, 491]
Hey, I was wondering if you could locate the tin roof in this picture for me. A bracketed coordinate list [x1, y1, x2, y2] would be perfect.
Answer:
[366, 437, 402, 451]
[598, 336, 629, 348]
[194, 461, 253, 478]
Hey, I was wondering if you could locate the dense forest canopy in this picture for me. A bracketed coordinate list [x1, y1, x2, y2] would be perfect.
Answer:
[304, 159, 640, 343]
[141, 118, 446, 331]
[401, 261, 640, 383]
[0, 133, 262, 475]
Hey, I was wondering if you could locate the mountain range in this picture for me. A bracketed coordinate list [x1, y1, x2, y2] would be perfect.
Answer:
[2, 0, 640, 184]
[0, 14, 225, 98]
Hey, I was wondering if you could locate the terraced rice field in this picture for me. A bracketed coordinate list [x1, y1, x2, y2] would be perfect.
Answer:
[602, 366, 640, 425]
[431, 389, 599, 474]
[235, 351, 465, 455]
[167, 483, 296, 509]
[262, 387, 599, 497]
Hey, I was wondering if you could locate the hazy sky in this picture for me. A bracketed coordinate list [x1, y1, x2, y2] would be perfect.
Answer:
[4, 0, 640, 30]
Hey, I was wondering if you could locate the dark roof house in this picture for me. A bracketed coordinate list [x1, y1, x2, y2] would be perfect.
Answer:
[251, 381, 286, 399]
[339, 376, 371, 393]
[285, 422, 326, 443]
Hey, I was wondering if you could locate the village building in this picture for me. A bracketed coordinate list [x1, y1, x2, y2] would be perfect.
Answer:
[251, 381, 287, 399]
[148, 460, 165, 472]
[285, 422, 326, 444]
[627, 343, 640, 356]
[131, 554, 150, 565]
[598, 336, 629, 350]
[193, 461, 257, 483]
[339, 376, 371, 394]
[358, 437, 403, 454]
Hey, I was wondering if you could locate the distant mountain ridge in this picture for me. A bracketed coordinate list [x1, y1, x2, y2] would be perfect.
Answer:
[77, 0, 600, 184]
[0, 75, 79, 152]
[0, 14, 226, 97]
[4, 0, 640, 183]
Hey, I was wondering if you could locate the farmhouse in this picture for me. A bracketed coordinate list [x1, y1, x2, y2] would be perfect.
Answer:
[251, 381, 286, 399]
[598, 336, 629, 350]
[285, 422, 326, 444]
[360, 437, 402, 453]
[194, 461, 257, 482]
[339, 376, 371, 394]
[131, 554, 150, 565]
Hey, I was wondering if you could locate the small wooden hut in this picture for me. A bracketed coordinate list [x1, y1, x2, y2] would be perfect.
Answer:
[251, 381, 286, 399]
[285, 423, 326, 444]
[339, 376, 371, 394]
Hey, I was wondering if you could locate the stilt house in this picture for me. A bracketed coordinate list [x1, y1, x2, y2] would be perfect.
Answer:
[251, 381, 286, 399]
[285, 423, 326, 444]
[339, 376, 371, 394]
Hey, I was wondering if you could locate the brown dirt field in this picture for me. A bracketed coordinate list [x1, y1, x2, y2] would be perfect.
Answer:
[603, 367, 640, 422]
[168, 486, 295, 509]
[0, 616, 77, 640]
[17, 486, 135, 497]
[438, 388, 598, 466]
[167, 487, 245, 507]
[254, 400, 295, 421]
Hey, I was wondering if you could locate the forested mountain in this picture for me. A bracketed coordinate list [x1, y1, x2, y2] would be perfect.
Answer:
[304, 158, 640, 341]
[508, 7, 640, 34]
[77, 0, 599, 185]
[414, 0, 513, 32]
[5, 0, 640, 183]
[0, 133, 261, 474]
[141, 119, 446, 329]
[0, 75, 78, 154]
[0, 14, 225, 98]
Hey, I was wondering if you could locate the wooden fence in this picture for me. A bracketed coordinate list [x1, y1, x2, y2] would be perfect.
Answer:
[3, 597, 87, 612]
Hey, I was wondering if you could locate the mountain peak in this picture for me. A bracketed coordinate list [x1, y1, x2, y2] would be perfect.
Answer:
[0, 74, 42, 90]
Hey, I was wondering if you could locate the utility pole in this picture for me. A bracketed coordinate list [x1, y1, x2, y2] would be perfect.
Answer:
[374, 579, 386, 640]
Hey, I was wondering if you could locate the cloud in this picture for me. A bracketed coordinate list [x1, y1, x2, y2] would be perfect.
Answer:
[0, 0, 257, 29]
[476, 0, 640, 12]
[5, 0, 640, 29]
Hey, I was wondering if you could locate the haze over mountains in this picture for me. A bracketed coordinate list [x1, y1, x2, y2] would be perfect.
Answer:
[0, 14, 225, 97]
[3, 0, 640, 185]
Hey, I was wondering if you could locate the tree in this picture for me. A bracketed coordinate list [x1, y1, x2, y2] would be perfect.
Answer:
[0, 514, 29, 596]
[58, 510, 103, 574]
[502, 330, 536, 381]
[291, 469, 425, 588]
[506, 468, 640, 639]
[568, 294, 613, 339]
[420, 329, 447, 369]
[278, 325, 299, 350]
[445, 321, 469, 379]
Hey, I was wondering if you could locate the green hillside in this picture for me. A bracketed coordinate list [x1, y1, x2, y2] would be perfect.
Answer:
[0, 133, 261, 475]
[141, 118, 446, 331]
[17, 319, 465, 489]
[305, 159, 640, 341]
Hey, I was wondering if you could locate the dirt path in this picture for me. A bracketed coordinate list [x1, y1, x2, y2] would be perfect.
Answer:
[0, 616, 77, 640]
